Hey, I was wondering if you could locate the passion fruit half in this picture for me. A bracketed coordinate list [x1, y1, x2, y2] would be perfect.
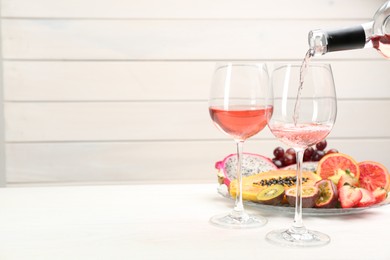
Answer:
[285, 186, 319, 208]
[315, 179, 339, 208]
[256, 184, 285, 205]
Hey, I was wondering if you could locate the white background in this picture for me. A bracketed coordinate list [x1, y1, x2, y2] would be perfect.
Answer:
[1, 0, 389, 185]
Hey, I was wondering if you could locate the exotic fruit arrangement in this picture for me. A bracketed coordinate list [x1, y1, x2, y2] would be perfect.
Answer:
[215, 140, 390, 209]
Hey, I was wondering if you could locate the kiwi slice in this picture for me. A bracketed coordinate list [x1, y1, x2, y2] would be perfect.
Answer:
[256, 184, 285, 205]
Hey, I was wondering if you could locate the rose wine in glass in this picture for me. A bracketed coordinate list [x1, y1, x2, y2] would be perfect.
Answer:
[209, 63, 272, 228]
[267, 63, 337, 246]
[209, 106, 271, 141]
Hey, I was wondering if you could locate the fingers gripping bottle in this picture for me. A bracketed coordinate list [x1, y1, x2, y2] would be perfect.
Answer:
[308, 0, 390, 58]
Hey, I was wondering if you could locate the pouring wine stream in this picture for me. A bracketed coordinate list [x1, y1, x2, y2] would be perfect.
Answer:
[293, 49, 315, 125]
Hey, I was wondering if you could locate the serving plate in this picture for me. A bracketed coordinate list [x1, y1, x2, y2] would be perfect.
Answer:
[217, 184, 390, 216]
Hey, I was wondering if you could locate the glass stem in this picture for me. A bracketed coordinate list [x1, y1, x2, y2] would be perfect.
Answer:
[233, 140, 245, 214]
[291, 148, 307, 234]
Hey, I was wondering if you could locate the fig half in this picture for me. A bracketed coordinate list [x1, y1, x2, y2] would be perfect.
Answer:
[315, 179, 339, 208]
[256, 184, 285, 205]
[285, 186, 319, 208]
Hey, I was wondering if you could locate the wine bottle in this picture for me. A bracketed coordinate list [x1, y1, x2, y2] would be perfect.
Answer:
[308, 0, 390, 58]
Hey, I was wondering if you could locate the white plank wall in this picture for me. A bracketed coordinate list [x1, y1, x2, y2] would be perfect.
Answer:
[1, 0, 390, 185]
[0, 16, 5, 187]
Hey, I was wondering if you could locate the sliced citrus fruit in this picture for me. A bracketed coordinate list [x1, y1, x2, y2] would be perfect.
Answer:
[358, 161, 390, 192]
[317, 153, 360, 181]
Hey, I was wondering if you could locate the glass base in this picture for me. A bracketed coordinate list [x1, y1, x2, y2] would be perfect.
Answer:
[210, 211, 267, 229]
[266, 228, 330, 247]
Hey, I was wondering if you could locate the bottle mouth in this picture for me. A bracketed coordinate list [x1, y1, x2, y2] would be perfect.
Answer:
[308, 30, 328, 56]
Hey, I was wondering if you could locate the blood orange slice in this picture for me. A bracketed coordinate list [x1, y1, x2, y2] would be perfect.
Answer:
[358, 161, 390, 192]
[317, 153, 360, 181]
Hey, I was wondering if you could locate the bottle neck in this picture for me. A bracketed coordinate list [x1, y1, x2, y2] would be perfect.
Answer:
[308, 22, 373, 56]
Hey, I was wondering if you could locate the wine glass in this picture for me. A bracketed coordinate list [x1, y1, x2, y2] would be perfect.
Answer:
[266, 63, 337, 246]
[209, 62, 273, 228]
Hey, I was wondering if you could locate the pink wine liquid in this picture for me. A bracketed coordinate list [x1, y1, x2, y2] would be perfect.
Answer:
[270, 123, 331, 149]
[371, 34, 390, 59]
[209, 106, 273, 141]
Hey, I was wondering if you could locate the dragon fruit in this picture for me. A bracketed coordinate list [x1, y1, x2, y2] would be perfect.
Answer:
[215, 153, 277, 186]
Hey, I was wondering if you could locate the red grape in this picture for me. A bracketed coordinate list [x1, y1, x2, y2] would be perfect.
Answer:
[282, 153, 296, 166]
[286, 148, 296, 156]
[273, 147, 285, 159]
[285, 148, 296, 162]
[312, 150, 325, 161]
[316, 140, 327, 151]
[303, 147, 314, 161]
[326, 148, 339, 155]
[272, 158, 283, 168]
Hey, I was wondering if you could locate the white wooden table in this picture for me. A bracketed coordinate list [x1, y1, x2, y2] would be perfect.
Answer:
[0, 183, 389, 260]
